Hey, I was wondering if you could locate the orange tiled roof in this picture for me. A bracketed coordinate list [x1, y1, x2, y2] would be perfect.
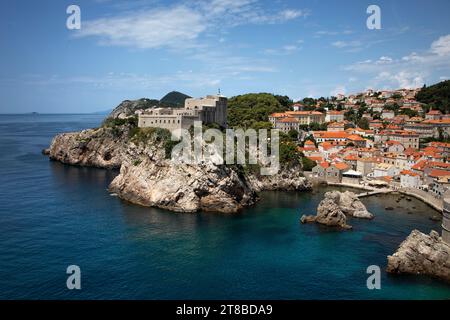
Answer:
[286, 111, 324, 116]
[307, 156, 323, 162]
[429, 169, 450, 178]
[279, 117, 299, 123]
[430, 142, 450, 149]
[327, 111, 344, 115]
[423, 119, 450, 124]
[411, 160, 428, 171]
[327, 121, 345, 127]
[344, 154, 358, 161]
[347, 134, 366, 141]
[270, 113, 288, 118]
[423, 146, 440, 153]
[404, 147, 418, 155]
[386, 140, 402, 146]
[314, 131, 349, 139]
[319, 162, 330, 169]
[400, 170, 419, 177]
[333, 162, 350, 171]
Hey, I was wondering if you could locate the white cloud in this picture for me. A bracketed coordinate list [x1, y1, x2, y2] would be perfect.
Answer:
[76, 6, 205, 49]
[343, 34, 450, 89]
[330, 85, 346, 96]
[375, 71, 424, 89]
[431, 35, 450, 56]
[315, 29, 353, 37]
[75, 1, 309, 49]
[376, 56, 393, 64]
[331, 40, 367, 52]
[263, 44, 300, 55]
[279, 9, 308, 20]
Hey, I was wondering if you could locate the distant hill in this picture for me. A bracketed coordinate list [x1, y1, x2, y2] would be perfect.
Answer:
[416, 80, 450, 114]
[106, 98, 159, 119]
[160, 91, 191, 108]
[105, 92, 191, 119]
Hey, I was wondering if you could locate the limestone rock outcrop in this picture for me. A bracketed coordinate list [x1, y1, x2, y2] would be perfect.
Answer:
[48, 126, 130, 169]
[387, 230, 450, 283]
[107, 98, 158, 120]
[245, 167, 311, 192]
[301, 191, 373, 229]
[107, 140, 256, 213]
[47, 122, 311, 213]
[338, 191, 373, 219]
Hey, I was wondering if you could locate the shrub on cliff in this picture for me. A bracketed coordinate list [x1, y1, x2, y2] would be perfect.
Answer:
[129, 127, 179, 159]
[102, 115, 138, 128]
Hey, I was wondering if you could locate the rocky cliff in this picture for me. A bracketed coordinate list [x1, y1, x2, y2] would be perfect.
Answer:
[47, 112, 311, 213]
[107, 98, 159, 120]
[387, 230, 450, 283]
[301, 191, 373, 229]
[48, 126, 129, 169]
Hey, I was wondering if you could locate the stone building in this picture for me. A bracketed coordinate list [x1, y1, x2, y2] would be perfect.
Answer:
[269, 111, 325, 128]
[138, 95, 227, 135]
[325, 111, 344, 123]
[274, 117, 300, 133]
[325, 163, 350, 183]
[375, 130, 419, 149]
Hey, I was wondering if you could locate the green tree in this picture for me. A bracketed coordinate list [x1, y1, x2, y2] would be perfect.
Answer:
[279, 142, 301, 165]
[301, 156, 317, 171]
[274, 95, 293, 109]
[288, 129, 299, 141]
[416, 80, 450, 114]
[357, 117, 370, 130]
[227, 93, 290, 129]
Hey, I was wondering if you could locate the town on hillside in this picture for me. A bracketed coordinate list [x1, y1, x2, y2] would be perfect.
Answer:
[132, 84, 450, 209]
[270, 86, 450, 206]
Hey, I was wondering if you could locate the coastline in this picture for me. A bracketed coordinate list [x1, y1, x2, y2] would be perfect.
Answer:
[316, 181, 443, 213]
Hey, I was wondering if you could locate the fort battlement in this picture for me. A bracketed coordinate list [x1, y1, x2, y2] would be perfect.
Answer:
[138, 95, 227, 134]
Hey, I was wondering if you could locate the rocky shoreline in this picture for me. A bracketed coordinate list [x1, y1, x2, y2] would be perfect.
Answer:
[387, 230, 450, 283]
[46, 100, 311, 213]
[300, 191, 373, 229]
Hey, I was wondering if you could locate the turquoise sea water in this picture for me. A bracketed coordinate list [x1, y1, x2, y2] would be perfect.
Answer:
[0, 114, 449, 300]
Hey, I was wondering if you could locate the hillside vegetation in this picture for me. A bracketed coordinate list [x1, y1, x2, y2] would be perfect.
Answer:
[416, 80, 450, 113]
[227, 93, 292, 129]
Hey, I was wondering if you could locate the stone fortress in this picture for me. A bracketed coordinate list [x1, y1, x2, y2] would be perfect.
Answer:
[138, 94, 227, 134]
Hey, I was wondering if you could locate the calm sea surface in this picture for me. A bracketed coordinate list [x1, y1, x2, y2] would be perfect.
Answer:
[0, 114, 449, 300]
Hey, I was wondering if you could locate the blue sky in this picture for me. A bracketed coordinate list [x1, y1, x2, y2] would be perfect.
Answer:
[0, 0, 450, 113]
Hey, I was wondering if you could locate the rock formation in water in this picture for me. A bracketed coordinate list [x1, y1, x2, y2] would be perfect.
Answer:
[108, 139, 258, 213]
[301, 191, 373, 229]
[386, 230, 450, 283]
[338, 191, 374, 219]
[47, 100, 311, 213]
